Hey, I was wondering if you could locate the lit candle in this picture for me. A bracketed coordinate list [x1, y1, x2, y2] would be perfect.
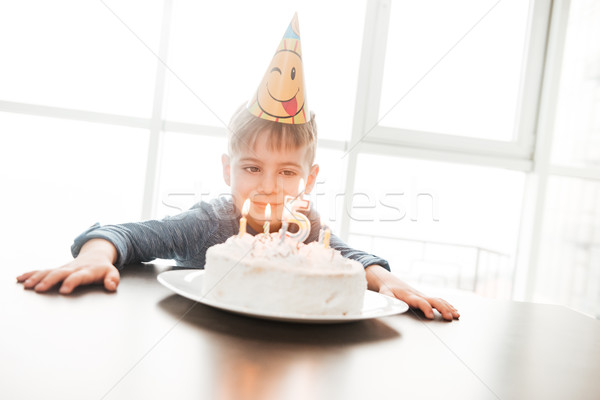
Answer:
[263, 203, 271, 234]
[323, 226, 331, 248]
[239, 198, 251, 236]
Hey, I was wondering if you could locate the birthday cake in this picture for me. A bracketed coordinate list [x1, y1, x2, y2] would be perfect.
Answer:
[202, 233, 366, 315]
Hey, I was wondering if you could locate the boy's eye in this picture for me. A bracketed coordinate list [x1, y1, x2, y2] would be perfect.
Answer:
[281, 170, 296, 176]
[244, 166, 260, 173]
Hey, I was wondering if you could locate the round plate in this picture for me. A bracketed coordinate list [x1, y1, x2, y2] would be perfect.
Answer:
[157, 269, 409, 324]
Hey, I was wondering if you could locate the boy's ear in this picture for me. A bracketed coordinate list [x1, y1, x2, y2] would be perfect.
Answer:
[221, 154, 231, 186]
[304, 164, 320, 194]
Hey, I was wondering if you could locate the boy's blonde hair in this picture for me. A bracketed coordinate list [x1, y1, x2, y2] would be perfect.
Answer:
[227, 104, 318, 166]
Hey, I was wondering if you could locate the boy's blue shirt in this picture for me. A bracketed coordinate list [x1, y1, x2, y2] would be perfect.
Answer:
[71, 197, 390, 271]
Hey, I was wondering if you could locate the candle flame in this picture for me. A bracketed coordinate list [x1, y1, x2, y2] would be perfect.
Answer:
[265, 203, 271, 220]
[298, 178, 305, 195]
[242, 198, 251, 216]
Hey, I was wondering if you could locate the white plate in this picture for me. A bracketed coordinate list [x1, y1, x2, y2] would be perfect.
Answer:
[157, 269, 409, 324]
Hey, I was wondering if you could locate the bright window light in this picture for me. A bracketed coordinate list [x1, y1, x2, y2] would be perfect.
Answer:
[0, 112, 148, 265]
[535, 176, 600, 318]
[0, 1, 163, 117]
[348, 153, 525, 295]
[311, 147, 348, 235]
[550, 0, 600, 168]
[156, 131, 229, 218]
[379, 0, 531, 141]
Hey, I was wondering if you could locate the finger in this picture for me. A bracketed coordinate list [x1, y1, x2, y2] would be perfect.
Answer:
[429, 298, 454, 321]
[447, 306, 460, 318]
[59, 269, 100, 294]
[34, 268, 74, 292]
[411, 295, 435, 319]
[451, 306, 460, 319]
[441, 300, 460, 319]
[103, 268, 120, 292]
[16, 271, 37, 282]
[23, 270, 52, 289]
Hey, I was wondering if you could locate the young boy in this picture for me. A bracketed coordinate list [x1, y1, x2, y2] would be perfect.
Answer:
[16, 15, 459, 321]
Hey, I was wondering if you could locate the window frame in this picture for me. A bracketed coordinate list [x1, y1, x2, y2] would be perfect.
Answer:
[339, 0, 553, 240]
[348, 0, 552, 169]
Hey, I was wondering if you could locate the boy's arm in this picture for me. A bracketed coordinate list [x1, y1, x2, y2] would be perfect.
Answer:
[73, 220, 197, 268]
[18, 202, 225, 294]
[366, 264, 460, 321]
[71, 206, 219, 268]
[328, 233, 391, 271]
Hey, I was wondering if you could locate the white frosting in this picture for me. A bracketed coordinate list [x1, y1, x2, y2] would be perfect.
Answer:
[202, 233, 366, 315]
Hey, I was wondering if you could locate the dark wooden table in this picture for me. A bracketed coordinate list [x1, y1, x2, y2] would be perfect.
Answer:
[3, 263, 600, 400]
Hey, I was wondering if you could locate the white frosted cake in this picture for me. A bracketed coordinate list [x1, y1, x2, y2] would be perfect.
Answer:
[202, 233, 366, 315]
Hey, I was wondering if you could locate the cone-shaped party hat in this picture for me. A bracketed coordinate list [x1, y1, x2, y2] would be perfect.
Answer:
[247, 13, 310, 124]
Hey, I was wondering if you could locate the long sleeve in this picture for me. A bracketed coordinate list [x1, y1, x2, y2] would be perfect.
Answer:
[71, 198, 240, 269]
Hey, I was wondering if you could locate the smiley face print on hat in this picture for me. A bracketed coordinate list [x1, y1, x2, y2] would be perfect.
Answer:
[247, 13, 310, 124]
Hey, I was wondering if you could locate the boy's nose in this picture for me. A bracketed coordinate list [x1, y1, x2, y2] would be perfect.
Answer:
[259, 173, 280, 195]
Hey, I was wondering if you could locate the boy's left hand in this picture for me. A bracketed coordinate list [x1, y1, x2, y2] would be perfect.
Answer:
[365, 265, 460, 321]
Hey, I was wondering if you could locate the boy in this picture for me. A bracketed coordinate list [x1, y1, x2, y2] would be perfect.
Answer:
[17, 15, 459, 321]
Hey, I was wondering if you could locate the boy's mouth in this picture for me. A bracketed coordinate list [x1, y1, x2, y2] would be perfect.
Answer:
[253, 202, 281, 207]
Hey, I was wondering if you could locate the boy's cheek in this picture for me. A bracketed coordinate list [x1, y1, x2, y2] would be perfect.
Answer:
[229, 176, 251, 197]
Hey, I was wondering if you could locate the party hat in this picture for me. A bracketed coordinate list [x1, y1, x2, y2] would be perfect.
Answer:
[247, 13, 310, 124]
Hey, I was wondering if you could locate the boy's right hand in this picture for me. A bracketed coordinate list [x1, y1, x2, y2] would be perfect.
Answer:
[16, 238, 120, 295]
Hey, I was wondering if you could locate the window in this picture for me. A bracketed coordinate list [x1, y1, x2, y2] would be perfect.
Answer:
[535, 176, 600, 317]
[0, 112, 148, 265]
[156, 132, 228, 218]
[348, 153, 525, 296]
[311, 147, 349, 235]
[0, 1, 163, 117]
[550, 0, 600, 168]
[527, 0, 600, 317]
[380, 0, 531, 141]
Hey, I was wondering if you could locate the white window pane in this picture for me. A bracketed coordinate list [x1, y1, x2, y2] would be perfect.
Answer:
[0, 1, 163, 117]
[164, 0, 366, 141]
[0, 112, 148, 266]
[535, 176, 600, 318]
[551, 0, 600, 168]
[156, 132, 229, 218]
[379, 0, 530, 141]
[348, 153, 525, 296]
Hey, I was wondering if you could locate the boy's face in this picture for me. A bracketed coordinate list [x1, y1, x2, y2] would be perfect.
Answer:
[222, 132, 319, 232]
